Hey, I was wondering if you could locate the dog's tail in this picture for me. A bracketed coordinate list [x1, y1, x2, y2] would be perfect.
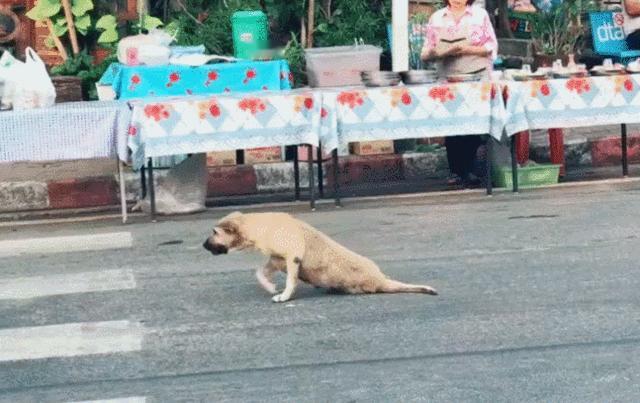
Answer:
[380, 279, 438, 295]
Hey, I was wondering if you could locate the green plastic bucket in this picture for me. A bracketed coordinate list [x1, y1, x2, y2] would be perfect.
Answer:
[231, 11, 269, 60]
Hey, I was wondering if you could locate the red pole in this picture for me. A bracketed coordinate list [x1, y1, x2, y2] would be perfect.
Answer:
[515, 131, 530, 165]
[549, 128, 565, 177]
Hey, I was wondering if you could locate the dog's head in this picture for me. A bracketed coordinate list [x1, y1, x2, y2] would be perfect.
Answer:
[203, 211, 246, 255]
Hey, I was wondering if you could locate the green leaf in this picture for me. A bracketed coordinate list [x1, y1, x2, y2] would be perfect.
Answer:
[71, 0, 94, 17]
[26, 0, 61, 21]
[142, 16, 164, 30]
[53, 18, 68, 36]
[75, 14, 91, 35]
[44, 36, 56, 49]
[97, 29, 119, 44]
[95, 14, 117, 31]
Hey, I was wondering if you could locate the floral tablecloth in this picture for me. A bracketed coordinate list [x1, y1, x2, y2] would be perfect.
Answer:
[322, 82, 507, 150]
[504, 75, 640, 135]
[128, 90, 324, 169]
[99, 60, 293, 100]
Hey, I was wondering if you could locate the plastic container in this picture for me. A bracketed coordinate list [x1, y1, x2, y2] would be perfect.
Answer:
[231, 11, 269, 60]
[305, 45, 383, 87]
[493, 164, 561, 188]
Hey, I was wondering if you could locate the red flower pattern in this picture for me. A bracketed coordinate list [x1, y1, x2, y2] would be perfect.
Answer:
[243, 69, 257, 84]
[144, 104, 170, 122]
[239, 97, 267, 114]
[304, 97, 314, 109]
[566, 78, 591, 94]
[166, 72, 181, 88]
[401, 93, 412, 105]
[624, 79, 634, 91]
[321, 108, 328, 118]
[337, 91, 365, 108]
[128, 125, 137, 136]
[540, 84, 550, 96]
[428, 86, 455, 102]
[209, 103, 221, 117]
[205, 70, 219, 86]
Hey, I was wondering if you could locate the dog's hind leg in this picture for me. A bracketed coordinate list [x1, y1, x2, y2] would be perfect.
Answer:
[272, 257, 301, 303]
[256, 256, 284, 295]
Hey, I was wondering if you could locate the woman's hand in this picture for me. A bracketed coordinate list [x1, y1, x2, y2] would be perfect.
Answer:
[453, 45, 490, 57]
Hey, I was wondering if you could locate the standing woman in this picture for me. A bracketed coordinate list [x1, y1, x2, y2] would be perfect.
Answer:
[421, 0, 498, 187]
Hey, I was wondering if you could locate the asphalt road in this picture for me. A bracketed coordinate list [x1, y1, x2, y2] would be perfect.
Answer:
[1, 182, 640, 402]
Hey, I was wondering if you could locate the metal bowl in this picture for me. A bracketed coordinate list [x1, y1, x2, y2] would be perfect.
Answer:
[400, 70, 438, 85]
[446, 73, 481, 83]
[361, 71, 402, 87]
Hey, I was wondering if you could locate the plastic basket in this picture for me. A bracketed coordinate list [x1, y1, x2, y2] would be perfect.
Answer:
[304, 45, 382, 87]
[493, 164, 561, 188]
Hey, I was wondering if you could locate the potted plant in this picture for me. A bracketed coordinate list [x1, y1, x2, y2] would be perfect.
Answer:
[529, 0, 598, 69]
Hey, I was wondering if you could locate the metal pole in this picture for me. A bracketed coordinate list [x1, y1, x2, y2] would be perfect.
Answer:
[391, 0, 409, 72]
[148, 158, 156, 222]
[510, 134, 519, 193]
[622, 123, 629, 177]
[293, 146, 301, 200]
[332, 149, 342, 207]
[486, 136, 493, 196]
[317, 143, 324, 198]
[118, 161, 128, 224]
[307, 145, 316, 210]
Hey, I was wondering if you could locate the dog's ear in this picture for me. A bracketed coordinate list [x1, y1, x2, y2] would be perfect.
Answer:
[218, 220, 239, 236]
[222, 211, 243, 221]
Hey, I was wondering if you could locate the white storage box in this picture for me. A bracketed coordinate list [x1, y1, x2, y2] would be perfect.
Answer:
[305, 45, 382, 87]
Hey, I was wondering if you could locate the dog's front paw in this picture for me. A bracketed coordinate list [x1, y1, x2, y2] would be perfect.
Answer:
[272, 293, 291, 303]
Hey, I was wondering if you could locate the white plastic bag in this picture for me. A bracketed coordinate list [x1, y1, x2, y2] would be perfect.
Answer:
[0, 50, 25, 109]
[117, 29, 175, 66]
[12, 47, 56, 110]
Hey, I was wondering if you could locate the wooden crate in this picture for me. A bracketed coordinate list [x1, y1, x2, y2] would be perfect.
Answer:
[244, 146, 283, 164]
[350, 140, 395, 156]
[207, 150, 237, 167]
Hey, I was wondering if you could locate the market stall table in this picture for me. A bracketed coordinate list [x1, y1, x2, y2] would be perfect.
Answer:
[319, 80, 507, 203]
[504, 74, 640, 191]
[0, 101, 132, 222]
[128, 90, 328, 219]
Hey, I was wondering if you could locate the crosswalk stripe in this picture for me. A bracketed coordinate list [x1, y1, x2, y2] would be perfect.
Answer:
[0, 269, 136, 300]
[0, 232, 133, 257]
[0, 320, 144, 362]
[69, 397, 147, 403]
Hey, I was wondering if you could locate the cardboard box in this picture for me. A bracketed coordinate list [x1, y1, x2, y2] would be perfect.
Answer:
[350, 140, 395, 156]
[244, 146, 283, 164]
[297, 145, 332, 162]
[207, 150, 237, 166]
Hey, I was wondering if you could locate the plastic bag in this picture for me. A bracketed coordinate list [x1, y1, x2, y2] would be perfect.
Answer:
[132, 153, 208, 215]
[0, 50, 25, 109]
[117, 29, 175, 66]
[12, 48, 56, 110]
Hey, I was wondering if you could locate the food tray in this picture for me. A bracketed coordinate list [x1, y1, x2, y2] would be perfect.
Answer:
[446, 73, 481, 83]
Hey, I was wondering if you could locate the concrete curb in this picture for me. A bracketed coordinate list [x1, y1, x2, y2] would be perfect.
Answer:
[1, 133, 638, 216]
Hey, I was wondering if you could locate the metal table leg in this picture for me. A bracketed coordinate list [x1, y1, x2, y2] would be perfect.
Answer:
[147, 158, 157, 222]
[118, 161, 128, 224]
[307, 145, 316, 210]
[510, 135, 519, 193]
[486, 135, 493, 196]
[317, 143, 324, 198]
[622, 123, 629, 177]
[293, 147, 300, 201]
[140, 165, 147, 199]
[332, 149, 342, 207]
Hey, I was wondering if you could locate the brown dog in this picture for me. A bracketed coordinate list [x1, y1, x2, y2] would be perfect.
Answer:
[203, 211, 438, 302]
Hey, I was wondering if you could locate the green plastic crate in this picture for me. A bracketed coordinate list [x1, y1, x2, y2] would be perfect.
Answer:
[493, 164, 561, 188]
[231, 11, 269, 60]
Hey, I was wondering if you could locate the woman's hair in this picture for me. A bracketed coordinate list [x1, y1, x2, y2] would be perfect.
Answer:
[444, 0, 475, 6]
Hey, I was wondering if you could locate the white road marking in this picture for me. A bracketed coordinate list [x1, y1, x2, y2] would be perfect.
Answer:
[0, 232, 133, 257]
[69, 397, 147, 403]
[0, 269, 136, 300]
[0, 320, 144, 362]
